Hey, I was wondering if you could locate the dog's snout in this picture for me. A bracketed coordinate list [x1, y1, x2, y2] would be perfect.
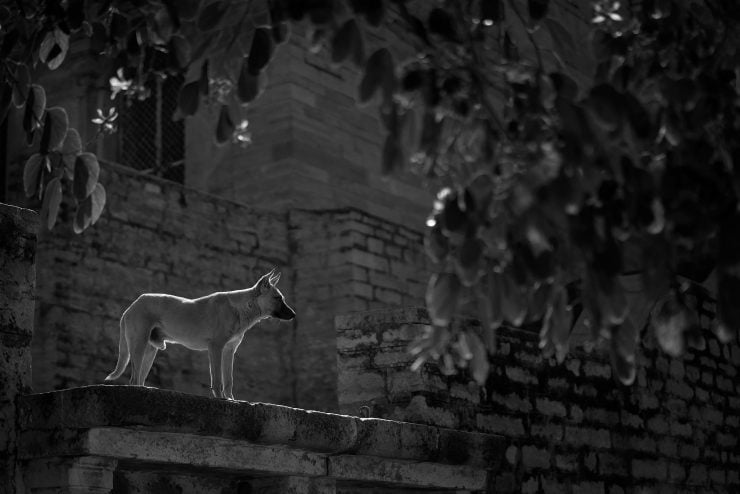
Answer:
[276, 303, 296, 320]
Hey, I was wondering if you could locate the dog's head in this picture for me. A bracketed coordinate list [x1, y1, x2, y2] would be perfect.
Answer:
[256, 269, 296, 320]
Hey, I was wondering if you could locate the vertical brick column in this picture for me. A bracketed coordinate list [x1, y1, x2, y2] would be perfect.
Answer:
[0, 204, 37, 494]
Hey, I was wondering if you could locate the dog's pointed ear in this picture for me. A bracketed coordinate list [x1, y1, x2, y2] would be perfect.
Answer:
[258, 269, 275, 292]
[269, 271, 281, 286]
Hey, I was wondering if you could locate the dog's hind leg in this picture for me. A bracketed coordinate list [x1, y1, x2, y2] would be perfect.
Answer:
[207, 342, 225, 399]
[128, 328, 150, 386]
[137, 343, 158, 386]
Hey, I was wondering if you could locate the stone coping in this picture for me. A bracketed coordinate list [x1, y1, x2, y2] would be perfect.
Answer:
[19, 385, 503, 469]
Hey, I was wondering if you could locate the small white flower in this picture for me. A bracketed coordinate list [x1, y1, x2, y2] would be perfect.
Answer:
[92, 107, 119, 134]
[109, 68, 132, 99]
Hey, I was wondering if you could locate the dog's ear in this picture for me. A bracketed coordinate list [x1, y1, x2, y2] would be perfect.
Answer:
[269, 271, 281, 286]
[258, 269, 275, 292]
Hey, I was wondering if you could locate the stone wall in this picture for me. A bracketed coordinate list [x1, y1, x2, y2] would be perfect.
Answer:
[0, 204, 37, 494]
[337, 308, 740, 493]
[290, 208, 428, 411]
[28, 165, 432, 412]
[32, 163, 294, 404]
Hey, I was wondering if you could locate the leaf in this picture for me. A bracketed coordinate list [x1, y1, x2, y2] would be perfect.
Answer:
[73, 152, 100, 200]
[73, 196, 93, 234]
[591, 29, 612, 61]
[40, 176, 62, 230]
[425, 223, 449, 263]
[544, 18, 575, 59]
[199, 60, 209, 96]
[109, 12, 129, 40]
[61, 128, 82, 174]
[90, 183, 106, 224]
[587, 83, 625, 131]
[609, 319, 639, 385]
[178, 81, 200, 116]
[272, 22, 290, 45]
[176, 0, 201, 21]
[501, 268, 527, 326]
[90, 22, 107, 55]
[540, 289, 572, 362]
[39, 107, 69, 154]
[426, 272, 461, 326]
[12, 64, 30, 108]
[480, 0, 504, 23]
[381, 133, 403, 174]
[23, 154, 45, 198]
[170, 35, 191, 68]
[198, 1, 227, 31]
[23, 85, 46, 136]
[468, 332, 489, 385]
[331, 19, 363, 66]
[349, 0, 384, 27]
[247, 27, 274, 75]
[650, 294, 689, 357]
[215, 104, 234, 144]
[428, 8, 457, 42]
[152, 7, 175, 43]
[0, 82, 11, 124]
[39, 28, 69, 70]
[237, 58, 266, 103]
[550, 72, 578, 100]
[455, 237, 483, 287]
[358, 48, 394, 104]
[528, 0, 549, 21]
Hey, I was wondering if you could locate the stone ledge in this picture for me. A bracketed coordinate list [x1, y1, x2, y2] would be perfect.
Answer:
[19, 385, 504, 469]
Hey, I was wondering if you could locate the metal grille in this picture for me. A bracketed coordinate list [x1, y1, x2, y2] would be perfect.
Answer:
[118, 74, 185, 184]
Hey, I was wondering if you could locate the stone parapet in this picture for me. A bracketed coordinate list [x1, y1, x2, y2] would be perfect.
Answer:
[18, 385, 504, 492]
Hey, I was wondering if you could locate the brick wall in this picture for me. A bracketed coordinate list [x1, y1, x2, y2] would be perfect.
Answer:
[32, 163, 294, 404]
[0, 204, 37, 494]
[336, 308, 740, 493]
[289, 208, 428, 411]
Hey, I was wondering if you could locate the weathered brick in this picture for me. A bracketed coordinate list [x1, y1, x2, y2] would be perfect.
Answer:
[565, 426, 611, 449]
[521, 445, 550, 470]
[476, 414, 525, 437]
[573, 481, 605, 494]
[632, 459, 667, 480]
[505, 366, 538, 385]
[646, 416, 669, 435]
[599, 453, 628, 476]
[657, 437, 678, 457]
[665, 463, 686, 483]
[679, 443, 700, 460]
[710, 468, 726, 484]
[531, 423, 563, 442]
[669, 421, 692, 438]
[583, 361, 611, 379]
[555, 453, 578, 472]
[666, 379, 694, 399]
[688, 464, 708, 484]
[536, 398, 567, 417]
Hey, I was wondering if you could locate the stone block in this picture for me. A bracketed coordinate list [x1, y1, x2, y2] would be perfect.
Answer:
[327, 455, 487, 491]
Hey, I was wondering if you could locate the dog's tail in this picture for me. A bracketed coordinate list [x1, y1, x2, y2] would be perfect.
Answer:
[105, 317, 130, 381]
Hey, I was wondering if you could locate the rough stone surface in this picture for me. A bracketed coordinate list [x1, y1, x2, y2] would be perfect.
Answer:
[0, 203, 37, 494]
[18, 385, 501, 470]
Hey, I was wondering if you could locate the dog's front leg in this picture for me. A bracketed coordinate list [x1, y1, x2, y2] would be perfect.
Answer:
[221, 338, 242, 400]
[207, 342, 226, 399]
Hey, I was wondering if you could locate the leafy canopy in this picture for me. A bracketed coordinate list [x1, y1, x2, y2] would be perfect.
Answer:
[3, 0, 740, 384]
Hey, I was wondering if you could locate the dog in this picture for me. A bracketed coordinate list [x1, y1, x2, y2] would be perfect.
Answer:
[105, 269, 295, 399]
